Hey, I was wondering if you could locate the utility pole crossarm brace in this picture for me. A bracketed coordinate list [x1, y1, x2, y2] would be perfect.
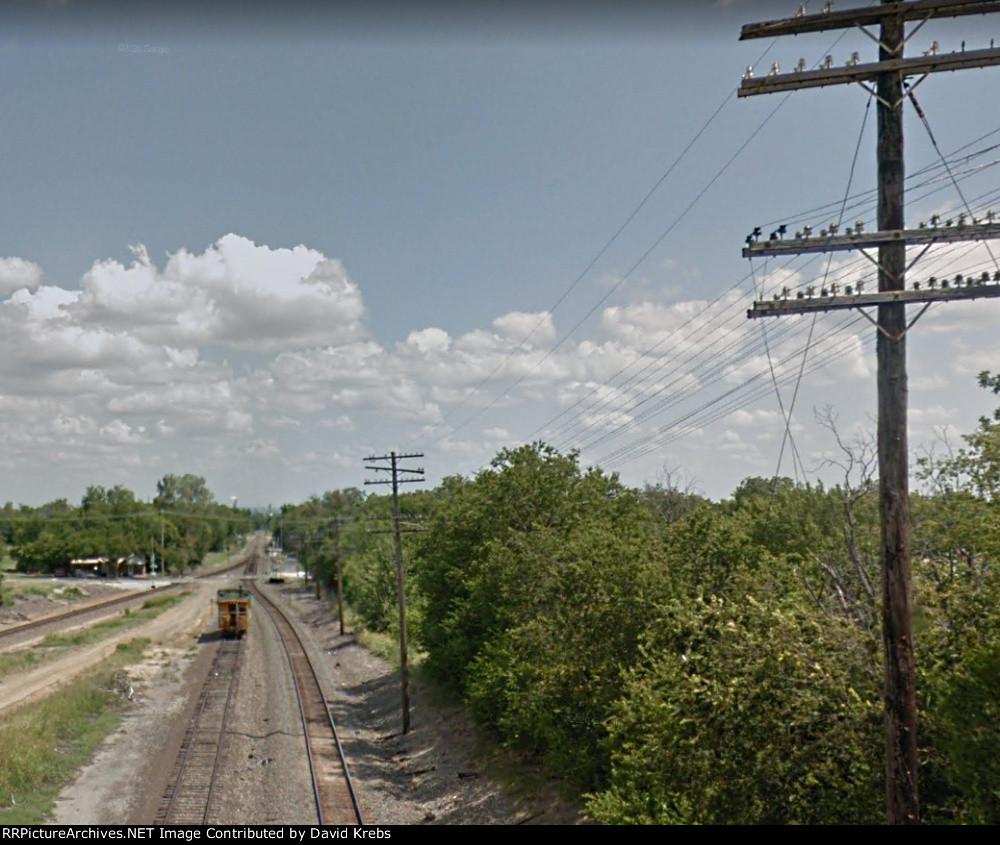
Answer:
[739, 48, 1000, 96]
[744, 222, 1000, 257]
[740, 0, 1000, 40]
[748, 281, 1000, 317]
[737, 0, 1000, 825]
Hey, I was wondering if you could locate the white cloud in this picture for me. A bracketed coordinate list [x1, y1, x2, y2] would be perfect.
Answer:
[1, 230, 995, 507]
[405, 327, 451, 354]
[492, 311, 555, 346]
[70, 234, 367, 350]
[100, 419, 149, 445]
[0, 257, 43, 294]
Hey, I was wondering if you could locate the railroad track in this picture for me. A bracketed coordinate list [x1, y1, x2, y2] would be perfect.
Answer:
[155, 639, 244, 825]
[252, 585, 364, 826]
[0, 583, 184, 646]
[0, 542, 261, 647]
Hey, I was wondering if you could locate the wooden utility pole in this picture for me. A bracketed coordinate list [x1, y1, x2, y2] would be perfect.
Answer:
[364, 451, 425, 734]
[739, 0, 1000, 824]
[333, 518, 347, 635]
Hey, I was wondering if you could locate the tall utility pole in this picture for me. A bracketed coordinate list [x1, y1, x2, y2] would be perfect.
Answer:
[739, 0, 1000, 825]
[332, 518, 347, 636]
[364, 451, 425, 734]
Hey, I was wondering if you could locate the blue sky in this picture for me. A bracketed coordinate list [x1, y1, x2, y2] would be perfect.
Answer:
[1, 0, 999, 508]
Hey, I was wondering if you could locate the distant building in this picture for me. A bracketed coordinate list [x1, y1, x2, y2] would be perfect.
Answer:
[68, 555, 148, 577]
[69, 557, 109, 576]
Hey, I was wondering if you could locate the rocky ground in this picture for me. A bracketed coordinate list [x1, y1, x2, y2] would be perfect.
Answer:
[29, 577, 590, 826]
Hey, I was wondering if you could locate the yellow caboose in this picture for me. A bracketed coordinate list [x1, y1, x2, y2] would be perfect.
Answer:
[216, 588, 252, 637]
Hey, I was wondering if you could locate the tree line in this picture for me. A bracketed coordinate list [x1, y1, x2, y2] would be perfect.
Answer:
[7, 369, 999, 822]
[278, 372, 1000, 824]
[0, 474, 255, 576]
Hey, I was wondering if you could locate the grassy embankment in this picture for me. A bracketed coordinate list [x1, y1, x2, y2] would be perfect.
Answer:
[318, 586, 426, 672]
[0, 637, 151, 824]
[0, 592, 187, 680]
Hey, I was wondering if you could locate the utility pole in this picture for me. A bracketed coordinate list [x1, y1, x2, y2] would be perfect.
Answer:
[364, 451, 425, 734]
[739, 0, 1000, 825]
[333, 518, 347, 635]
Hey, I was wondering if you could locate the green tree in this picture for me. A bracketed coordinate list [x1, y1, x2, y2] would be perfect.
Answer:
[154, 474, 215, 508]
[587, 572, 883, 825]
[414, 443, 673, 787]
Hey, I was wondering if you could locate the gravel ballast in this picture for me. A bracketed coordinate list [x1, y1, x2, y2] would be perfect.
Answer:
[45, 579, 589, 826]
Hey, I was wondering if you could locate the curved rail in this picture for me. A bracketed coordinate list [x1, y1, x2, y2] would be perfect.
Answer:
[251, 584, 364, 826]
[155, 639, 244, 825]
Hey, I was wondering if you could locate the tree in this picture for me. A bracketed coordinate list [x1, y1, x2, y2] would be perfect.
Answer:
[154, 474, 215, 508]
[153, 475, 220, 570]
[587, 572, 883, 825]
[414, 443, 674, 788]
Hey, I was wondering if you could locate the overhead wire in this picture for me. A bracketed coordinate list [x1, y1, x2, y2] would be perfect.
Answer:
[599, 313, 873, 472]
[445, 86, 797, 440]
[764, 92, 873, 487]
[906, 86, 1000, 274]
[439, 39, 774, 429]
[530, 141, 1000, 452]
[535, 147, 1000, 454]
[431, 15, 999, 487]
[568, 214, 996, 474]
[575, 308, 864, 457]
[544, 222, 993, 464]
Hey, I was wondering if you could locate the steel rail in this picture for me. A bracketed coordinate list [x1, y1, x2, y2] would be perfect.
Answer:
[250, 584, 364, 826]
[155, 639, 244, 825]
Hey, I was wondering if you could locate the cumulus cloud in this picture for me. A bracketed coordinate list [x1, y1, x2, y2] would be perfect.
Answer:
[492, 311, 555, 347]
[3, 229, 990, 506]
[70, 235, 367, 350]
[0, 257, 43, 294]
[100, 419, 149, 445]
[405, 327, 451, 354]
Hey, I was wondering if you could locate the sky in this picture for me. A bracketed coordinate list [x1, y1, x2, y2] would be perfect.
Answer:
[1, 0, 1000, 508]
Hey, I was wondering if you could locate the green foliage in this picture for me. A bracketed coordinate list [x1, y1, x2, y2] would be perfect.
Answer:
[587, 576, 883, 825]
[414, 443, 672, 787]
[3, 476, 249, 575]
[153, 474, 214, 508]
[933, 647, 1000, 823]
[271, 388, 1000, 824]
[342, 535, 398, 633]
[907, 373, 1000, 823]
[914, 559, 1000, 823]
[416, 444, 596, 686]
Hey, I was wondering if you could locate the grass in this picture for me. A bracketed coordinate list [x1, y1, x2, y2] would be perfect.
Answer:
[10, 583, 53, 599]
[1, 580, 63, 609]
[325, 596, 426, 672]
[0, 591, 188, 681]
[200, 543, 242, 570]
[0, 638, 150, 824]
[4, 580, 89, 602]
